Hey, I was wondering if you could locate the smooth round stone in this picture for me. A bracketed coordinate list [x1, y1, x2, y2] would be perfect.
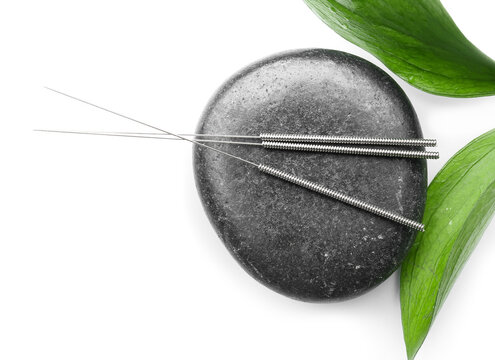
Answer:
[193, 49, 427, 302]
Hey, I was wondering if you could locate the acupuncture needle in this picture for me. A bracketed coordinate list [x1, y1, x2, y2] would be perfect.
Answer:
[42, 88, 425, 231]
[35, 130, 439, 159]
[114, 131, 437, 147]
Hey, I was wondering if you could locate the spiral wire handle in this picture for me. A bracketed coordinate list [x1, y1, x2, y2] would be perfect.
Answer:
[258, 164, 425, 232]
[260, 133, 437, 147]
[262, 141, 439, 159]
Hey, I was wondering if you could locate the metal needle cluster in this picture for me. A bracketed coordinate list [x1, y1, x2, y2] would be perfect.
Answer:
[77, 130, 438, 159]
[40, 88, 437, 231]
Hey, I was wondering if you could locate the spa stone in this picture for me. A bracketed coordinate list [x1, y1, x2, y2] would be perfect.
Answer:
[193, 49, 427, 301]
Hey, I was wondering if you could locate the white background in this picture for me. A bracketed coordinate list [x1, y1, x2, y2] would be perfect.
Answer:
[1, 1, 494, 359]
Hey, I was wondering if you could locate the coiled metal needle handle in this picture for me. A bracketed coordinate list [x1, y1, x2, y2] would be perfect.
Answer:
[262, 141, 439, 159]
[258, 164, 425, 232]
[260, 133, 437, 147]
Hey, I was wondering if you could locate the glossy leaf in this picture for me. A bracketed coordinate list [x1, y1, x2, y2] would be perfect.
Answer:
[304, 0, 495, 97]
[400, 129, 495, 359]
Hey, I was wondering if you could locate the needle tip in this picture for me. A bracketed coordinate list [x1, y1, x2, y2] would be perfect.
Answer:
[44, 87, 58, 93]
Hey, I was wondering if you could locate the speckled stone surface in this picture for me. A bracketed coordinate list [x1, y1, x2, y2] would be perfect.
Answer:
[193, 49, 427, 302]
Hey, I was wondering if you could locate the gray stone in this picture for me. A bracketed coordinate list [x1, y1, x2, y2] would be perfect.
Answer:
[193, 49, 427, 302]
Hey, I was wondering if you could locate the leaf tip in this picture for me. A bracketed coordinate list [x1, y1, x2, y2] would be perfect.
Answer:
[406, 344, 418, 360]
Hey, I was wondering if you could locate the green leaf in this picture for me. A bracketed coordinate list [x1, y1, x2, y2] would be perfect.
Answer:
[303, 0, 495, 97]
[400, 129, 495, 359]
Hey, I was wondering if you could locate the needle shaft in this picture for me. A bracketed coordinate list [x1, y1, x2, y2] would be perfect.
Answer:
[34, 129, 262, 146]
[44, 88, 258, 166]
